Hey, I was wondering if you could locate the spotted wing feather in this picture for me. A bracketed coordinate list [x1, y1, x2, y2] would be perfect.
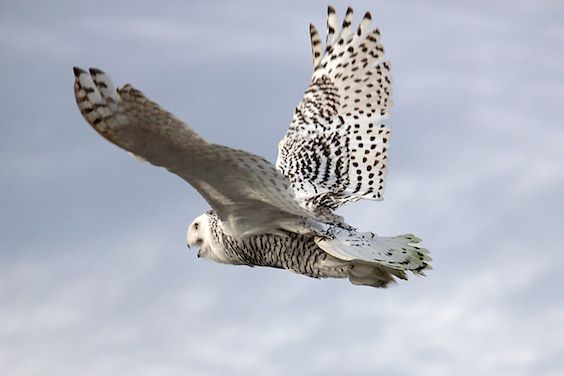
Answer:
[277, 6, 393, 214]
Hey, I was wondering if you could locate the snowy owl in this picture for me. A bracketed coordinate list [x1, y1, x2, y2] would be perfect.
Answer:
[73, 6, 431, 288]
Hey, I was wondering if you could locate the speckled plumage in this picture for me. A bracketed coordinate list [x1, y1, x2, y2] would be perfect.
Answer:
[277, 7, 392, 211]
[73, 6, 431, 288]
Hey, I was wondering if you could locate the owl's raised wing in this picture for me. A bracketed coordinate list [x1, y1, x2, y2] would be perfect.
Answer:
[73, 68, 332, 237]
[277, 6, 393, 214]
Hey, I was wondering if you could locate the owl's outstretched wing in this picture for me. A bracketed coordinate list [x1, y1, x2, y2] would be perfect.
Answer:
[73, 68, 327, 236]
[277, 6, 392, 214]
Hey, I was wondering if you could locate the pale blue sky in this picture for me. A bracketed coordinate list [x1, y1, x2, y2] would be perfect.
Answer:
[1, 1, 563, 375]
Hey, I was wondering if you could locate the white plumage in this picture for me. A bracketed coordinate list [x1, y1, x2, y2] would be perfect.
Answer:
[73, 6, 431, 288]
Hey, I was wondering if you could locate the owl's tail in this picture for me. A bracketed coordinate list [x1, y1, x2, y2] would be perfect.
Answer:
[315, 228, 432, 287]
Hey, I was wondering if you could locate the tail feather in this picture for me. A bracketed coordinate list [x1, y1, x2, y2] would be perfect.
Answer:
[348, 261, 409, 288]
[315, 226, 432, 284]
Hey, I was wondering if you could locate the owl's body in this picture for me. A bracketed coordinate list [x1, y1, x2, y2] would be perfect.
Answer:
[190, 211, 427, 287]
[195, 212, 350, 279]
[73, 6, 431, 288]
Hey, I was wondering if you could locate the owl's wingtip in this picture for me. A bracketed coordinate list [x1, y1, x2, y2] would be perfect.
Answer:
[89, 67, 105, 76]
[73, 66, 86, 77]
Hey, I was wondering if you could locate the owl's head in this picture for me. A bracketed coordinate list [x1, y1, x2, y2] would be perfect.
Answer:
[187, 211, 233, 264]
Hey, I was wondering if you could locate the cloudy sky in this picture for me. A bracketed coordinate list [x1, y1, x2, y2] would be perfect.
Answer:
[1, 0, 562, 375]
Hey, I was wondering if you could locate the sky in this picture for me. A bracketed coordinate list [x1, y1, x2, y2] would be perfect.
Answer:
[1, 0, 563, 375]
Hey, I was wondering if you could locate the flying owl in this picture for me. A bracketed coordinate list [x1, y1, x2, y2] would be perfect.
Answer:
[73, 6, 431, 288]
